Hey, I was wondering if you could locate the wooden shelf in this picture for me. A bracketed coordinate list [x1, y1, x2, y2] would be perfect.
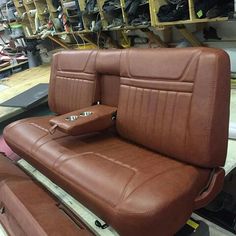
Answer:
[156, 17, 228, 27]
[12, 0, 230, 41]
[0, 61, 28, 73]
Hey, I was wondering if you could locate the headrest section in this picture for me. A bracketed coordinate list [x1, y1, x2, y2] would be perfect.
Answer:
[96, 50, 122, 75]
[120, 48, 204, 80]
[53, 50, 97, 74]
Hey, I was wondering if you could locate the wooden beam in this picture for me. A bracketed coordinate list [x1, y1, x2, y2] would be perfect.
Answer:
[78, 33, 98, 47]
[47, 35, 70, 49]
[188, 0, 196, 21]
[145, 31, 168, 48]
[162, 27, 173, 43]
[175, 25, 202, 47]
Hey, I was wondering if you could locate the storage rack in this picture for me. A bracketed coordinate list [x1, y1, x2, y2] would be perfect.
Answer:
[12, 0, 229, 48]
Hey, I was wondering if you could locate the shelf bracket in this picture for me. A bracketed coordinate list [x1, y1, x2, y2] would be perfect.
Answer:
[175, 25, 202, 47]
[145, 30, 168, 48]
[47, 35, 70, 49]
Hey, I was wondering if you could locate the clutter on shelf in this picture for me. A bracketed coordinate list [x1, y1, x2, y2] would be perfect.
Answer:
[156, 0, 234, 23]
[0, 40, 28, 79]
[157, 1, 190, 22]
[0, 0, 232, 50]
[8, 0, 231, 40]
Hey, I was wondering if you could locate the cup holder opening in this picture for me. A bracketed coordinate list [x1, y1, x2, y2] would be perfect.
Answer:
[65, 115, 79, 122]
[80, 111, 93, 117]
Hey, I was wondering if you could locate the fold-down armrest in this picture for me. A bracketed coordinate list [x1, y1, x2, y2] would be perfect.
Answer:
[49, 105, 117, 136]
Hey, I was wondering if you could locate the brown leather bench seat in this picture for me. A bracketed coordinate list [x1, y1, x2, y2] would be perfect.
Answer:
[3, 48, 230, 236]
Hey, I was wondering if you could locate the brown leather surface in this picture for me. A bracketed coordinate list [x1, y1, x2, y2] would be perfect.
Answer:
[0, 154, 28, 181]
[117, 48, 230, 168]
[96, 50, 121, 107]
[3, 48, 230, 236]
[0, 154, 92, 236]
[100, 75, 120, 107]
[194, 167, 225, 209]
[96, 49, 121, 76]
[49, 105, 117, 135]
[0, 154, 27, 182]
[4, 129, 211, 236]
[48, 50, 99, 114]
[0, 180, 92, 236]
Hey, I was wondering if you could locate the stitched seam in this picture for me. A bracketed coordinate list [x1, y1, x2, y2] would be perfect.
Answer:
[144, 89, 152, 138]
[53, 152, 135, 208]
[4, 118, 34, 132]
[53, 152, 94, 169]
[120, 83, 193, 93]
[30, 123, 49, 133]
[57, 50, 93, 74]
[126, 49, 201, 80]
[180, 51, 202, 82]
[28, 124, 51, 155]
[56, 152, 138, 172]
[205, 56, 218, 159]
[118, 165, 185, 209]
[167, 92, 177, 149]
[83, 50, 94, 73]
[57, 71, 94, 75]
[94, 153, 137, 172]
[184, 94, 193, 159]
[52, 54, 58, 112]
[56, 77, 94, 82]
[116, 172, 136, 207]
[121, 77, 194, 85]
[183, 54, 200, 159]
[32, 133, 69, 154]
[53, 164, 118, 208]
[160, 91, 168, 150]
[52, 152, 69, 170]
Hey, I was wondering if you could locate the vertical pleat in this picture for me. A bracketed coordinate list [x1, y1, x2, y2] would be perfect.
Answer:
[117, 85, 192, 160]
[54, 77, 95, 114]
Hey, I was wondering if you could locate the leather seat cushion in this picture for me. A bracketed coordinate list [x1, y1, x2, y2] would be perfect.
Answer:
[4, 116, 211, 236]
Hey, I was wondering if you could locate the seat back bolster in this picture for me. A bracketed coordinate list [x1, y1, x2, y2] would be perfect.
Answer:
[194, 168, 225, 209]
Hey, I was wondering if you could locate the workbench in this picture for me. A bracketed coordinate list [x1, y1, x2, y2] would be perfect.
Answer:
[0, 65, 51, 122]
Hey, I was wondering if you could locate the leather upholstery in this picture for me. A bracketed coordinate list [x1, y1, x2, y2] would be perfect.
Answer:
[3, 128, 211, 236]
[0, 154, 91, 236]
[49, 105, 117, 135]
[48, 50, 99, 114]
[100, 75, 120, 107]
[117, 48, 230, 168]
[4, 48, 230, 236]
[96, 50, 122, 107]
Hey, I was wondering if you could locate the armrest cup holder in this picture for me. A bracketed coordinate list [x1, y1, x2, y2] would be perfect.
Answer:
[50, 105, 117, 136]
[65, 112, 93, 122]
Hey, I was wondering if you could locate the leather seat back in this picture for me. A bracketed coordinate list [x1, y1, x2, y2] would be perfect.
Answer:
[96, 50, 121, 107]
[117, 48, 230, 168]
[48, 50, 99, 114]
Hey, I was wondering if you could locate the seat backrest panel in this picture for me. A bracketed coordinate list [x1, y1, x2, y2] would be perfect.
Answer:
[117, 48, 230, 168]
[48, 50, 99, 114]
[96, 50, 121, 107]
[100, 75, 120, 107]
